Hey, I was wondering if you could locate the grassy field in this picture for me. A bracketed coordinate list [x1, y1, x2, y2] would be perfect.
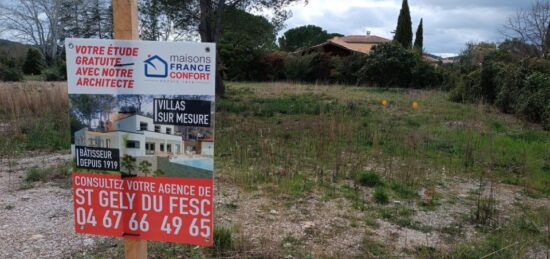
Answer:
[1, 81, 549, 258]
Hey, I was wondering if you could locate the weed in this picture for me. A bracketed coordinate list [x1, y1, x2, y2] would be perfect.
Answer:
[361, 233, 391, 257]
[373, 187, 389, 204]
[25, 167, 44, 182]
[22, 162, 72, 187]
[357, 171, 383, 187]
[389, 180, 419, 199]
[212, 226, 234, 256]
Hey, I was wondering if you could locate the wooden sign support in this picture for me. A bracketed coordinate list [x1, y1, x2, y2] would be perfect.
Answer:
[112, 0, 147, 258]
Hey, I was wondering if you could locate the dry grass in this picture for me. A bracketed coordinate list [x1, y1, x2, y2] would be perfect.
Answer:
[0, 82, 69, 154]
[0, 81, 68, 121]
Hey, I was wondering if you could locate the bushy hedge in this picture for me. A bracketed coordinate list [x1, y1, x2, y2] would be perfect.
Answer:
[225, 42, 443, 88]
[42, 62, 67, 81]
[447, 43, 550, 130]
[0, 64, 24, 82]
[0, 58, 24, 82]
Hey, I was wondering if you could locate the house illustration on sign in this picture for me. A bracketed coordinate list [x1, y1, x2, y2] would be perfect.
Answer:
[74, 114, 183, 157]
[144, 55, 168, 78]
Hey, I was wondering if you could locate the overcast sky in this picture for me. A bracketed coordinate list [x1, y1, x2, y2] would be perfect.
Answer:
[283, 0, 534, 57]
[0, 0, 535, 57]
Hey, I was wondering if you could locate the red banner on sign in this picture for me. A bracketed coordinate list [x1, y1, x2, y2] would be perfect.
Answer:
[72, 173, 213, 246]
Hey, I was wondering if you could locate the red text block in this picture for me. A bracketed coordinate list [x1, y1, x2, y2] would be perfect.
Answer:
[72, 173, 213, 246]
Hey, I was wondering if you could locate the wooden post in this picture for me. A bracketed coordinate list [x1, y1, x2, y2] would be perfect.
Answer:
[112, 0, 146, 258]
[113, 0, 139, 40]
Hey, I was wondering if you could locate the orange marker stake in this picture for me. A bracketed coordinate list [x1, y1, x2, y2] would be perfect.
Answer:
[411, 101, 418, 110]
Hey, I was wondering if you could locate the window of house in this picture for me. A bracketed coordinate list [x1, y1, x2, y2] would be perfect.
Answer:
[146, 142, 155, 151]
[167, 144, 172, 153]
[140, 122, 148, 131]
[126, 140, 140, 149]
[106, 139, 110, 148]
[89, 138, 94, 146]
[166, 128, 172, 134]
[95, 137, 103, 147]
[155, 125, 160, 133]
[160, 143, 165, 152]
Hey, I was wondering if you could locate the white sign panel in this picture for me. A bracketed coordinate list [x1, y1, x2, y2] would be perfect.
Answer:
[66, 38, 216, 96]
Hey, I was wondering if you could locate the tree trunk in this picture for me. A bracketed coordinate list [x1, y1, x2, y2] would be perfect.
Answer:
[199, 0, 225, 97]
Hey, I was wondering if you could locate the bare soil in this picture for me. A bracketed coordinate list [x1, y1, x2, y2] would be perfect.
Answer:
[1, 153, 549, 258]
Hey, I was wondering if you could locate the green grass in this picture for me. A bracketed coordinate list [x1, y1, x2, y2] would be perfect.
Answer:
[22, 161, 72, 188]
[3, 81, 550, 258]
[217, 82, 550, 196]
[357, 171, 383, 187]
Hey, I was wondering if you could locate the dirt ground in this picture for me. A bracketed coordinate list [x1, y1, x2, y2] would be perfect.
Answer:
[1, 153, 549, 258]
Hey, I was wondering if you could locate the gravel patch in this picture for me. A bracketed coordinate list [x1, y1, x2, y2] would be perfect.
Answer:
[0, 153, 107, 259]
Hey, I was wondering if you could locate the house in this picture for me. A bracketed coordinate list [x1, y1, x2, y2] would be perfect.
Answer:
[422, 53, 443, 65]
[297, 33, 442, 66]
[74, 114, 184, 157]
[297, 34, 391, 56]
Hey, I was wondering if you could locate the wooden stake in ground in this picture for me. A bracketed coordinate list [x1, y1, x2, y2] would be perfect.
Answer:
[112, 0, 146, 258]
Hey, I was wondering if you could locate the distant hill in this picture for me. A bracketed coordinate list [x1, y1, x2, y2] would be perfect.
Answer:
[0, 39, 30, 61]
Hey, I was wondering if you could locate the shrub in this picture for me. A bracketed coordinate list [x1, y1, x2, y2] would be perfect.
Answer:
[359, 42, 416, 87]
[411, 60, 443, 88]
[42, 64, 67, 81]
[25, 167, 44, 182]
[357, 171, 383, 187]
[332, 54, 367, 85]
[0, 65, 24, 82]
[515, 72, 550, 124]
[251, 52, 287, 81]
[213, 226, 233, 255]
[448, 70, 482, 103]
[494, 63, 526, 113]
[373, 187, 389, 204]
[284, 52, 332, 83]
[22, 48, 45, 75]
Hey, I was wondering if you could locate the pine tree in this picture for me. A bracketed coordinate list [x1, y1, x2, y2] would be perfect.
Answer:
[394, 0, 413, 48]
[414, 18, 423, 52]
[22, 48, 45, 75]
[140, 0, 161, 40]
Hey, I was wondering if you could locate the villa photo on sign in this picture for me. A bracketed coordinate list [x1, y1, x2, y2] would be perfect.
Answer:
[69, 94, 214, 179]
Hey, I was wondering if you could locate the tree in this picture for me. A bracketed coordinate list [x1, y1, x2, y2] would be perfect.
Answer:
[458, 42, 497, 71]
[22, 48, 45, 75]
[545, 21, 550, 56]
[503, 0, 550, 54]
[499, 38, 540, 58]
[359, 42, 416, 87]
[121, 154, 137, 176]
[157, 0, 306, 97]
[394, 0, 413, 48]
[139, 0, 178, 41]
[413, 18, 423, 52]
[139, 160, 152, 176]
[219, 7, 276, 80]
[278, 25, 334, 52]
[59, 0, 113, 40]
[0, 0, 62, 63]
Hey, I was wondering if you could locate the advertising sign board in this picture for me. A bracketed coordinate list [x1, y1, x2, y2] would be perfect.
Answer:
[66, 38, 215, 246]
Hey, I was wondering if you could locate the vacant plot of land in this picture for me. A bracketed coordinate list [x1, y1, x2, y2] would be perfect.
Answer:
[0, 81, 549, 258]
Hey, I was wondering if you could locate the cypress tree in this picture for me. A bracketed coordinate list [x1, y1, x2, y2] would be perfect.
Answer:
[394, 0, 413, 48]
[414, 18, 423, 52]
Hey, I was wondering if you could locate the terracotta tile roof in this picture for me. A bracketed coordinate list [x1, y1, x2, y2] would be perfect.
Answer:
[339, 35, 391, 44]
[326, 35, 390, 54]
[297, 35, 392, 55]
